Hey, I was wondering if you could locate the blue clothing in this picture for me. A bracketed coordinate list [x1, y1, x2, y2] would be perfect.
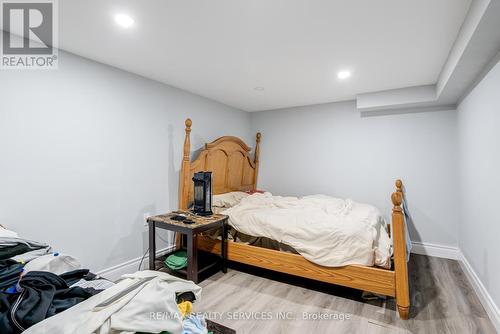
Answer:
[182, 314, 207, 334]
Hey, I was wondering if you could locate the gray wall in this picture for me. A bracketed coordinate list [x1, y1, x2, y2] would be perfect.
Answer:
[251, 103, 459, 248]
[0, 51, 251, 272]
[457, 59, 500, 308]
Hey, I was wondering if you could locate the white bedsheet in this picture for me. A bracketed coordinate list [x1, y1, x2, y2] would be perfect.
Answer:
[222, 192, 392, 268]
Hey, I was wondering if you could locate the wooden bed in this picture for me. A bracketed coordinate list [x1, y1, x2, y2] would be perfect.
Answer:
[178, 118, 410, 319]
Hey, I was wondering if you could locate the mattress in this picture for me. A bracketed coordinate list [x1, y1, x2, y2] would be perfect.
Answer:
[212, 191, 392, 268]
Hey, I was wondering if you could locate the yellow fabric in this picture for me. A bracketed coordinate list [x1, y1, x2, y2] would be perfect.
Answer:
[177, 301, 193, 317]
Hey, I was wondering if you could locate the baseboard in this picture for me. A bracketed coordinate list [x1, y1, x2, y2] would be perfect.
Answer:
[459, 252, 500, 333]
[410, 241, 460, 260]
[96, 245, 175, 282]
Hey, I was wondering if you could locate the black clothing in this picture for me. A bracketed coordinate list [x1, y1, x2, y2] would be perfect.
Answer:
[59, 269, 96, 286]
[0, 244, 42, 261]
[0, 271, 101, 334]
[0, 260, 23, 291]
[176, 291, 196, 303]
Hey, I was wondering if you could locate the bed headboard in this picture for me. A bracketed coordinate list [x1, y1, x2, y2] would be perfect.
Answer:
[179, 118, 261, 210]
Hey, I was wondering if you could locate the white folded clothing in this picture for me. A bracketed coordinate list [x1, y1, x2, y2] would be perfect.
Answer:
[11, 247, 53, 263]
[0, 226, 20, 238]
[0, 236, 49, 250]
[0, 227, 53, 263]
[22, 253, 81, 275]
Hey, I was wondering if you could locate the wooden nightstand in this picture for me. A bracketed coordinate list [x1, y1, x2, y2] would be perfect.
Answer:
[147, 211, 228, 283]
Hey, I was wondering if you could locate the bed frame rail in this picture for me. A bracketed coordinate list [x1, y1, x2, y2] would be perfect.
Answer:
[197, 236, 396, 296]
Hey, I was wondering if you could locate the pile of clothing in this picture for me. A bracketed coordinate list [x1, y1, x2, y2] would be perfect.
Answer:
[0, 227, 51, 291]
[23, 271, 209, 334]
[0, 226, 212, 334]
[0, 226, 107, 334]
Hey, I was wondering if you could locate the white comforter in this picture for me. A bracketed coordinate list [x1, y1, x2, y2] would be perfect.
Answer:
[222, 192, 392, 268]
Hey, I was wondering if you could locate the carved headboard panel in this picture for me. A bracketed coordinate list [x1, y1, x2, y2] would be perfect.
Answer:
[179, 119, 261, 210]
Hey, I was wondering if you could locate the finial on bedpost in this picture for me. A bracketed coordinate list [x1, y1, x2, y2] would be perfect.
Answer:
[396, 179, 403, 193]
[392, 179, 403, 210]
[391, 192, 402, 210]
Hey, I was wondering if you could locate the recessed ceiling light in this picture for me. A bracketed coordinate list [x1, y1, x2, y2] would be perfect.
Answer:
[254, 87, 265, 91]
[337, 70, 351, 80]
[114, 14, 134, 28]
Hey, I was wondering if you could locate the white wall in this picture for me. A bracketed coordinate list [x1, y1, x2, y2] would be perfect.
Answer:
[457, 59, 500, 308]
[0, 51, 251, 272]
[251, 102, 459, 247]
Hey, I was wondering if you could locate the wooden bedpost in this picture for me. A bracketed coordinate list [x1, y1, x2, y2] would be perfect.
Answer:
[253, 133, 261, 190]
[392, 179, 410, 319]
[179, 118, 192, 210]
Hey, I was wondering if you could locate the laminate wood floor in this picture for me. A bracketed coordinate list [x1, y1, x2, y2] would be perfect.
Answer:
[194, 254, 496, 334]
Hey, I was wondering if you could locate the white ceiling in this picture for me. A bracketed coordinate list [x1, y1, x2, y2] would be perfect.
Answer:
[60, 0, 472, 111]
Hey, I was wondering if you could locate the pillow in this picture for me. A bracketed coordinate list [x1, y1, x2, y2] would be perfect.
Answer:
[213, 191, 249, 208]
